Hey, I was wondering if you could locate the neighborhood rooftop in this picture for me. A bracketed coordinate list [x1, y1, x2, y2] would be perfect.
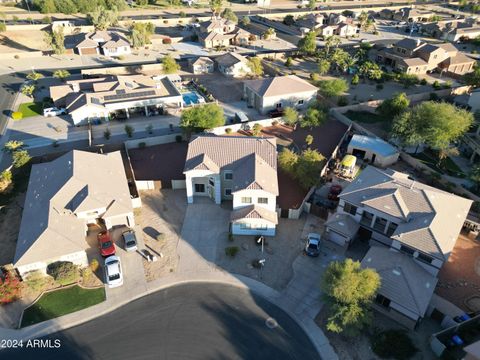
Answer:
[340, 166, 472, 260]
[14, 151, 133, 268]
[244, 75, 319, 97]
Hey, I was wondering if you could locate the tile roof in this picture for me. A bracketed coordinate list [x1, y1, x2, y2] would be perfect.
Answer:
[214, 52, 249, 67]
[230, 204, 278, 224]
[340, 166, 472, 260]
[361, 246, 437, 318]
[244, 75, 319, 97]
[184, 135, 278, 194]
[325, 213, 360, 237]
[395, 38, 425, 50]
[14, 151, 133, 267]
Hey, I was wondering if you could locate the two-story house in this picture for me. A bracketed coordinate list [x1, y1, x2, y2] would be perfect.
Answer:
[184, 135, 279, 236]
[326, 166, 471, 328]
[329, 166, 471, 275]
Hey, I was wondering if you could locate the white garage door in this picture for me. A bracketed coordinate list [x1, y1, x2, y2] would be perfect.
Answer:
[328, 230, 348, 247]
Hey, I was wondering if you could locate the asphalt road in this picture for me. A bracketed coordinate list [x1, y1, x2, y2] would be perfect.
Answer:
[0, 73, 24, 135]
[3, 283, 320, 360]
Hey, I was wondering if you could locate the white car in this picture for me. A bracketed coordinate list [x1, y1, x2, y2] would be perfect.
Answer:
[122, 229, 138, 252]
[304, 233, 321, 257]
[104, 256, 123, 288]
[43, 107, 66, 117]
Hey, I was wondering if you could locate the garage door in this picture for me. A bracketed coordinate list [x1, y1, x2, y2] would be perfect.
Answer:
[79, 47, 98, 55]
[328, 230, 348, 247]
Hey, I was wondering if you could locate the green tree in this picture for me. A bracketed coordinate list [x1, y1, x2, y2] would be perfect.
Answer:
[124, 125, 134, 138]
[465, 63, 480, 87]
[318, 59, 331, 75]
[285, 57, 293, 67]
[209, 0, 223, 15]
[241, 16, 250, 27]
[162, 55, 180, 74]
[296, 149, 325, 188]
[321, 259, 380, 336]
[282, 107, 298, 126]
[358, 61, 382, 80]
[300, 107, 327, 128]
[248, 57, 263, 77]
[0, 169, 12, 193]
[391, 101, 474, 153]
[12, 150, 31, 168]
[221, 8, 237, 23]
[278, 148, 298, 173]
[377, 92, 410, 119]
[307, 0, 316, 10]
[129, 22, 155, 48]
[21, 84, 36, 97]
[298, 31, 317, 55]
[330, 48, 351, 73]
[4, 140, 24, 153]
[283, 14, 295, 26]
[324, 35, 340, 56]
[180, 103, 224, 135]
[318, 79, 348, 98]
[470, 164, 480, 192]
[27, 71, 43, 83]
[44, 28, 65, 55]
[34, 0, 57, 13]
[53, 69, 71, 81]
[305, 134, 313, 147]
[252, 123, 263, 136]
[88, 7, 118, 30]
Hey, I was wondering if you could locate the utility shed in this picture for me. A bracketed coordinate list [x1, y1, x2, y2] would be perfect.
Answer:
[347, 134, 399, 167]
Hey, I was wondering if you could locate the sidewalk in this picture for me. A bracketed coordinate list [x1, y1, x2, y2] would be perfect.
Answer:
[0, 210, 339, 360]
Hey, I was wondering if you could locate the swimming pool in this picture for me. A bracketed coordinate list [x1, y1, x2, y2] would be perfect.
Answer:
[182, 92, 201, 105]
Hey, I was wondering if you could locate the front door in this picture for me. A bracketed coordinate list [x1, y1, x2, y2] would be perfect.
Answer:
[208, 177, 215, 201]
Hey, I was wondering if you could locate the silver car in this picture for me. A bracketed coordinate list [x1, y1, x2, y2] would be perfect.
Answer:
[122, 229, 138, 252]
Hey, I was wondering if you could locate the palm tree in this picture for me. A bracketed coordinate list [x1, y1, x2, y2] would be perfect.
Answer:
[53, 69, 71, 82]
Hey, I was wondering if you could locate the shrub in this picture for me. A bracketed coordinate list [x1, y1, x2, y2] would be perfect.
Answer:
[81, 267, 93, 280]
[14, 55, 19, 59]
[104, 128, 111, 140]
[337, 96, 349, 106]
[252, 123, 263, 136]
[162, 38, 172, 44]
[124, 125, 134, 138]
[46, 261, 79, 286]
[429, 92, 440, 101]
[175, 135, 182, 143]
[117, 55, 125, 60]
[432, 80, 441, 89]
[420, 78, 428, 85]
[156, 233, 166, 242]
[271, 120, 279, 126]
[12, 150, 31, 168]
[225, 246, 239, 257]
[0, 169, 13, 193]
[371, 329, 418, 360]
[443, 80, 452, 89]
[310, 73, 320, 82]
[138, 142, 146, 148]
[0, 23, 6, 32]
[225, 127, 232, 134]
[89, 259, 99, 273]
[228, 233, 234, 242]
[146, 124, 153, 134]
[24, 271, 50, 292]
[351, 74, 359, 85]
[0, 273, 21, 304]
[11, 111, 22, 120]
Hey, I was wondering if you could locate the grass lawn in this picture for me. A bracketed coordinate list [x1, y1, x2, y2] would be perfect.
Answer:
[411, 150, 465, 178]
[21, 285, 106, 327]
[344, 110, 387, 124]
[17, 102, 43, 118]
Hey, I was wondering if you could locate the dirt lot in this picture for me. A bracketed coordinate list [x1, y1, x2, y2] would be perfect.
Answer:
[0, 31, 49, 53]
[215, 217, 307, 291]
[436, 232, 480, 312]
[136, 189, 187, 281]
[190, 72, 244, 103]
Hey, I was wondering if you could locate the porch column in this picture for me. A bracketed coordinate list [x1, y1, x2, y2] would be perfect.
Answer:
[214, 175, 221, 205]
[144, 105, 149, 117]
[125, 108, 130, 119]
[186, 175, 194, 204]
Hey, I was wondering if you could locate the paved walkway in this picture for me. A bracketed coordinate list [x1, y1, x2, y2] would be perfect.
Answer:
[0, 205, 339, 360]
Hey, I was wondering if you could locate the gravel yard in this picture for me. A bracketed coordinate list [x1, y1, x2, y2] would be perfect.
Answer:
[136, 190, 187, 281]
[215, 216, 307, 291]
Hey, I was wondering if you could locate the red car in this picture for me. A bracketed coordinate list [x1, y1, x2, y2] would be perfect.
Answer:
[327, 184, 343, 201]
[98, 231, 116, 257]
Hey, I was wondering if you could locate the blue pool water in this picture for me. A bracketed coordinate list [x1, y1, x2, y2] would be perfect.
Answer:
[182, 92, 201, 105]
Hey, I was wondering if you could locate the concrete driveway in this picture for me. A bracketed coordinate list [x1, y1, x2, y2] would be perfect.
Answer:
[177, 198, 230, 274]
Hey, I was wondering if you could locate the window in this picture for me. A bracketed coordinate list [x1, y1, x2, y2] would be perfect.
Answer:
[417, 252, 433, 264]
[276, 103, 282, 109]
[224, 171, 233, 180]
[373, 216, 388, 233]
[375, 294, 391, 308]
[209, 178, 215, 186]
[225, 189, 232, 196]
[240, 223, 251, 229]
[343, 203, 357, 216]
[297, 99, 304, 105]
[258, 197, 268, 204]
[386, 222, 398, 237]
[241, 197, 252, 204]
[257, 224, 268, 230]
[194, 184, 205, 193]
[400, 245, 414, 256]
[360, 211, 374, 226]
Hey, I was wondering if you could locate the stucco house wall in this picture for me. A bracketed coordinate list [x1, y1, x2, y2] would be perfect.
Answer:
[17, 250, 89, 277]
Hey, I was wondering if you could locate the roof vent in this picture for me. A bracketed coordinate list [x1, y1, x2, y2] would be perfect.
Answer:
[426, 282, 431, 288]
[384, 205, 391, 209]
[366, 257, 372, 262]
[338, 222, 345, 226]
[392, 269, 401, 276]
